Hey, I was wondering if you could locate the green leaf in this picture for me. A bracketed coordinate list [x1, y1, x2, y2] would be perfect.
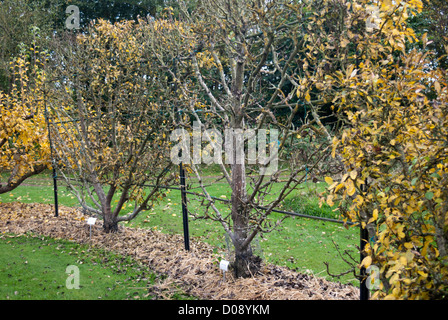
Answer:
[430, 172, 440, 179]
[425, 192, 434, 200]
[411, 178, 418, 186]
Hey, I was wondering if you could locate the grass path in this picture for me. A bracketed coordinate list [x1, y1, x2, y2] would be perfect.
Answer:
[0, 234, 180, 300]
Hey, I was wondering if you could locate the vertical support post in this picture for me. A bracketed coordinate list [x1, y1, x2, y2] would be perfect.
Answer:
[44, 89, 59, 218]
[360, 225, 369, 300]
[359, 177, 370, 300]
[354, 39, 369, 300]
[52, 164, 59, 217]
[173, 55, 190, 251]
[180, 162, 190, 251]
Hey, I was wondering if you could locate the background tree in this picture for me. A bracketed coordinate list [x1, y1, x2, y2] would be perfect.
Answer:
[0, 44, 51, 193]
[58, 0, 169, 26]
[0, 0, 180, 92]
[48, 20, 175, 232]
[409, 0, 448, 69]
[0, 0, 61, 92]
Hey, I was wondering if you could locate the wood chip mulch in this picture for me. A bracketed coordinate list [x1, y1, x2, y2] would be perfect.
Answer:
[0, 202, 358, 300]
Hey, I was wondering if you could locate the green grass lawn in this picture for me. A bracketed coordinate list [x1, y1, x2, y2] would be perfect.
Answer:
[0, 234, 191, 300]
[0, 171, 359, 286]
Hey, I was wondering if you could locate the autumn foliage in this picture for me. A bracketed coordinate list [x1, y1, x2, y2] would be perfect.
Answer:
[323, 0, 448, 299]
[0, 0, 447, 296]
[47, 20, 175, 232]
[0, 46, 50, 194]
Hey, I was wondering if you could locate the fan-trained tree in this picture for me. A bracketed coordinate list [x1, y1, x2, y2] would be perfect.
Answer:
[48, 20, 176, 232]
[145, 1, 346, 278]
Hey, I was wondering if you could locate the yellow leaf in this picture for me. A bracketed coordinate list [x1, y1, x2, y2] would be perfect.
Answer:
[335, 183, 345, 192]
[346, 180, 356, 196]
[369, 209, 378, 224]
[434, 81, 441, 94]
[305, 92, 311, 102]
[349, 169, 357, 180]
[361, 256, 372, 269]
[418, 270, 428, 278]
[326, 195, 334, 206]
[324, 176, 334, 185]
[399, 255, 407, 266]
[405, 250, 415, 262]
[404, 242, 413, 249]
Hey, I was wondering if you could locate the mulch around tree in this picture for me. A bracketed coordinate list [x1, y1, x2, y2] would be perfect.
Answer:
[0, 202, 358, 300]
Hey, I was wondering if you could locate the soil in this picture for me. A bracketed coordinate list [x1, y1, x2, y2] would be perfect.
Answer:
[0, 201, 359, 300]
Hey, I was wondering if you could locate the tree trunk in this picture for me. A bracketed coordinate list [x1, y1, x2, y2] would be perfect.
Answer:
[230, 118, 260, 278]
[103, 207, 118, 233]
[103, 217, 118, 233]
[233, 241, 262, 278]
[228, 47, 261, 277]
[231, 198, 253, 278]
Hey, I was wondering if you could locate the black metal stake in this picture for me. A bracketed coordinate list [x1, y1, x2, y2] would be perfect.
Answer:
[359, 175, 370, 300]
[44, 90, 59, 218]
[180, 162, 190, 251]
[172, 56, 189, 251]
[360, 224, 369, 300]
[52, 165, 59, 217]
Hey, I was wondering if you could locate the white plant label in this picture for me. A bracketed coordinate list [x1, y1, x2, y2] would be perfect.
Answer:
[87, 217, 97, 225]
[219, 260, 230, 272]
